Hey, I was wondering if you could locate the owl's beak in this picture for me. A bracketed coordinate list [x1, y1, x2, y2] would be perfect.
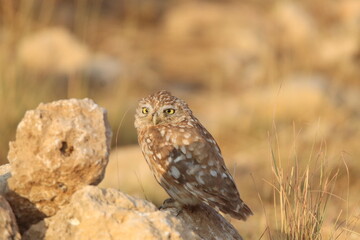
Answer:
[152, 113, 160, 125]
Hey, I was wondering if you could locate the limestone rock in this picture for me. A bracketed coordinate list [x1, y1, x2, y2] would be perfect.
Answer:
[0, 164, 11, 195]
[6, 99, 112, 231]
[24, 186, 242, 240]
[174, 203, 243, 240]
[0, 195, 21, 240]
[23, 186, 199, 240]
[271, 1, 316, 47]
[17, 28, 90, 75]
[0, 163, 11, 175]
[161, 2, 269, 86]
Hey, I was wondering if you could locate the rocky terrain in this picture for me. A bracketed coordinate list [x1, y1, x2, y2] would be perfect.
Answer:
[1, 1, 359, 238]
[0, 99, 243, 240]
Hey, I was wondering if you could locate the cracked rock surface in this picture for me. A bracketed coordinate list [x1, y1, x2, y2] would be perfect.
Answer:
[23, 186, 200, 240]
[5, 99, 112, 231]
[23, 186, 242, 240]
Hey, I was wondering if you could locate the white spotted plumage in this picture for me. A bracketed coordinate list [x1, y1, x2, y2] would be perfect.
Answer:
[134, 90, 253, 220]
[210, 170, 218, 177]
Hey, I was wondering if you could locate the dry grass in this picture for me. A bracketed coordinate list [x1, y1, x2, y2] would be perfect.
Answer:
[268, 130, 337, 239]
[244, 122, 360, 240]
[271, 163, 334, 239]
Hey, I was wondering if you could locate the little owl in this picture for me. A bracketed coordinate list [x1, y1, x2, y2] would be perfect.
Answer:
[134, 90, 253, 220]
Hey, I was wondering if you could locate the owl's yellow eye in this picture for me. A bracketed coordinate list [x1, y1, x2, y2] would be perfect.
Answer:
[142, 107, 149, 114]
[164, 108, 175, 115]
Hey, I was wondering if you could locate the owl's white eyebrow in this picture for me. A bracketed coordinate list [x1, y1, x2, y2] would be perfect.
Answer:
[140, 103, 152, 109]
[160, 105, 176, 110]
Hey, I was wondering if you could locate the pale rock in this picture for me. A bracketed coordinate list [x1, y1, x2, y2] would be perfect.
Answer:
[161, 2, 268, 86]
[5, 99, 112, 231]
[271, 1, 316, 47]
[0, 195, 21, 240]
[337, 0, 360, 30]
[17, 27, 90, 75]
[173, 203, 243, 240]
[317, 35, 358, 66]
[23, 186, 242, 240]
[0, 163, 11, 175]
[241, 76, 333, 122]
[84, 53, 123, 87]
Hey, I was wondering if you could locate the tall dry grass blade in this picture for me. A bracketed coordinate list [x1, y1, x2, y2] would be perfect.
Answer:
[265, 125, 354, 240]
[251, 174, 274, 240]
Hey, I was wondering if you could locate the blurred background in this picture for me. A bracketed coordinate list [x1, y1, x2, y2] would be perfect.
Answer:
[0, 0, 359, 238]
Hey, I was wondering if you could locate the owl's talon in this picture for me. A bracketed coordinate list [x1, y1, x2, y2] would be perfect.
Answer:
[159, 198, 183, 216]
[160, 198, 178, 209]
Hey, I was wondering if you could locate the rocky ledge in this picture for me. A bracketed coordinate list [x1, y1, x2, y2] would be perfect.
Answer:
[0, 98, 242, 240]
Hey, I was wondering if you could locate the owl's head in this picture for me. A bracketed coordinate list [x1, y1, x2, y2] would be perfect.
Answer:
[134, 90, 192, 129]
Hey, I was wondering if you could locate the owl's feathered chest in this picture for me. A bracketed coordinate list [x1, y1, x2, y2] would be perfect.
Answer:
[138, 125, 181, 161]
[137, 122, 200, 173]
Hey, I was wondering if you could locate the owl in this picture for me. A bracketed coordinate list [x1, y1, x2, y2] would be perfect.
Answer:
[134, 90, 253, 220]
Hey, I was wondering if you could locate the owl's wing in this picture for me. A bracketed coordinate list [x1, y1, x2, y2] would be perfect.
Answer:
[165, 125, 253, 220]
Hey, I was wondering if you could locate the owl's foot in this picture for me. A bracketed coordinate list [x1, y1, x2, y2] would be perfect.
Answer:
[159, 198, 199, 216]
[159, 198, 183, 216]
[159, 198, 182, 209]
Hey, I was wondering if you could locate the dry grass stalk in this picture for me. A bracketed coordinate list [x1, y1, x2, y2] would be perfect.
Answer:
[266, 126, 350, 240]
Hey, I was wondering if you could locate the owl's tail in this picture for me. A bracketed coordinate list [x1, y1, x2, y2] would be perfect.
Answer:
[225, 202, 253, 221]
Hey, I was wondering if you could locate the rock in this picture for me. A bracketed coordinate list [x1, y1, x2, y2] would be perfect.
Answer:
[0, 195, 21, 240]
[17, 27, 90, 75]
[316, 35, 358, 66]
[241, 76, 333, 123]
[336, 0, 360, 30]
[173, 203, 243, 240]
[23, 186, 242, 240]
[160, 2, 269, 86]
[0, 163, 11, 175]
[0, 164, 11, 195]
[5, 99, 112, 231]
[83, 53, 123, 87]
[271, 1, 316, 48]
